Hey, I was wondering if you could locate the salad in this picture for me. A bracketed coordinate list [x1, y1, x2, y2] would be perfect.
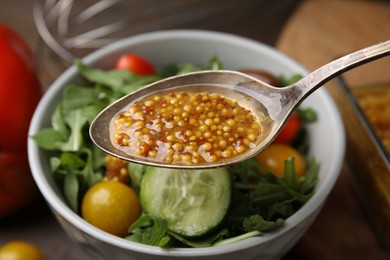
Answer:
[32, 54, 319, 248]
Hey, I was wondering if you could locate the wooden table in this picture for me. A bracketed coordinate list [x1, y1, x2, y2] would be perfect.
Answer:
[1, 0, 389, 259]
[277, 1, 390, 259]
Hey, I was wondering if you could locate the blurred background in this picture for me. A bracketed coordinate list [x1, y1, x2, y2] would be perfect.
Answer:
[3, 0, 301, 87]
[1, 0, 389, 259]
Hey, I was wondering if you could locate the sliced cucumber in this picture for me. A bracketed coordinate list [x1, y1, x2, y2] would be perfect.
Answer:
[140, 167, 231, 238]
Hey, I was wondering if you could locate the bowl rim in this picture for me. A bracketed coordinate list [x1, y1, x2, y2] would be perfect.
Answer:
[28, 29, 345, 257]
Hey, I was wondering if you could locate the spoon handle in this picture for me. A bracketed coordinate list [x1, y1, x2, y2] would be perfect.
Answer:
[294, 40, 390, 96]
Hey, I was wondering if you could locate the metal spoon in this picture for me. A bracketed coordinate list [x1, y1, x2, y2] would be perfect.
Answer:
[90, 40, 390, 169]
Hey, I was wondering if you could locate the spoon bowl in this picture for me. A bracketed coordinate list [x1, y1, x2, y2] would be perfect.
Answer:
[90, 40, 390, 168]
[90, 70, 279, 168]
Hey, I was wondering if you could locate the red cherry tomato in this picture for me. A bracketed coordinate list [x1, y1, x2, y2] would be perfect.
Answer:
[274, 112, 301, 144]
[0, 24, 42, 152]
[115, 54, 156, 75]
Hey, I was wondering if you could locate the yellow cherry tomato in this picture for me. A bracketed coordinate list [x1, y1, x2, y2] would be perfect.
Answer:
[255, 144, 306, 177]
[0, 241, 44, 260]
[81, 181, 141, 237]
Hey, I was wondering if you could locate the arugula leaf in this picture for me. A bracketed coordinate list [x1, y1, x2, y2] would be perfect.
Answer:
[164, 63, 203, 76]
[268, 202, 295, 219]
[297, 107, 318, 123]
[160, 55, 224, 77]
[60, 152, 86, 169]
[121, 75, 162, 94]
[58, 152, 86, 212]
[51, 102, 69, 137]
[75, 59, 161, 94]
[81, 105, 104, 125]
[301, 158, 319, 195]
[76, 60, 134, 90]
[56, 109, 88, 152]
[167, 229, 229, 248]
[93, 84, 120, 105]
[31, 128, 66, 150]
[250, 182, 291, 207]
[64, 167, 79, 213]
[50, 157, 61, 172]
[92, 145, 107, 170]
[81, 148, 103, 187]
[62, 85, 97, 110]
[206, 55, 224, 70]
[127, 214, 230, 248]
[283, 157, 300, 190]
[127, 214, 170, 247]
[242, 215, 284, 233]
[278, 74, 302, 86]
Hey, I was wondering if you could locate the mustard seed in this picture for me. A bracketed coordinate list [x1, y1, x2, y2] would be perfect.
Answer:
[111, 91, 261, 165]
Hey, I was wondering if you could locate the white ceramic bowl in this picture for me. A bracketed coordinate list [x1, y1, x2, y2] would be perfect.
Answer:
[28, 30, 345, 260]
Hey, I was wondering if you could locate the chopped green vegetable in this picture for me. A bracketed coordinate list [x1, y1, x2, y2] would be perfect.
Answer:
[31, 128, 66, 150]
[127, 214, 171, 247]
[160, 55, 224, 77]
[167, 228, 230, 248]
[242, 215, 284, 233]
[278, 74, 302, 86]
[297, 107, 318, 123]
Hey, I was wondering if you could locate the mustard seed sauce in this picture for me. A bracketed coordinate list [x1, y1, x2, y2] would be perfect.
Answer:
[111, 91, 261, 165]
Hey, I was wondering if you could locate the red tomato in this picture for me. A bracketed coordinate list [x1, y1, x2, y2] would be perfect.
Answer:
[0, 24, 41, 218]
[0, 152, 39, 218]
[274, 112, 301, 144]
[0, 24, 42, 152]
[115, 54, 156, 75]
